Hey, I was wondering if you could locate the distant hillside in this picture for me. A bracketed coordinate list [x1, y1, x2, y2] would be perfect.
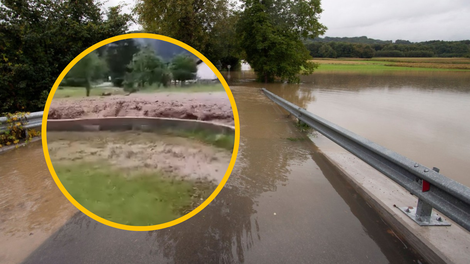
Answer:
[309, 36, 392, 45]
[134, 38, 195, 62]
[304, 36, 470, 58]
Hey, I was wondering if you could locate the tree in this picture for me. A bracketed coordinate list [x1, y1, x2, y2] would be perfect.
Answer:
[237, 0, 326, 83]
[65, 51, 107, 96]
[105, 39, 140, 87]
[0, 0, 132, 113]
[134, 0, 235, 62]
[204, 7, 243, 68]
[361, 45, 375, 58]
[125, 46, 167, 90]
[170, 54, 197, 85]
[319, 44, 337, 58]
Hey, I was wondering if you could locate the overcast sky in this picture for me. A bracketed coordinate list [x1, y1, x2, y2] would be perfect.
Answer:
[105, 0, 470, 42]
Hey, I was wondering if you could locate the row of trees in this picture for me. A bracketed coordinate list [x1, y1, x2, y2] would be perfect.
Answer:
[2, 0, 328, 112]
[124, 47, 197, 90]
[135, 0, 327, 83]
[134, 0, 242, 71]
[65, 45, 198, 96]
[306, 40, 470, 58]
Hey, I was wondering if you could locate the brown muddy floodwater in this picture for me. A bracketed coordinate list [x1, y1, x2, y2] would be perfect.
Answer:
[229, 71, 470, 188]
[47, 131, 232, 184]
[0, 142, 77, 264]
[5, 85, 428, 264]
[48, 92, 234, 126]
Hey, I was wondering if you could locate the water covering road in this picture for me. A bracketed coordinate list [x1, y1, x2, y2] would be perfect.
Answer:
[231, 71, 470, 188]
[1, 87, 425, 263]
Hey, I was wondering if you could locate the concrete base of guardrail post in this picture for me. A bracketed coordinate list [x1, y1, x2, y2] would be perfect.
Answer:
[398, 204, 451, 226]
[398, 167, 451, 227]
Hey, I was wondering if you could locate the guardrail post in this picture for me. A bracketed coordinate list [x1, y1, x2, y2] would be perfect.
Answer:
[399, 167, 451, 227]
[415, 167, 438, 222]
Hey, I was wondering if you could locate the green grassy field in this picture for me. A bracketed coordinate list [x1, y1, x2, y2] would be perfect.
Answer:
[54, 84, 226, 99]
[311, 57, 470, 73]
[53, 87, 127, 98]
[55, 161, 215, 226]
[315, 63, 451, 73]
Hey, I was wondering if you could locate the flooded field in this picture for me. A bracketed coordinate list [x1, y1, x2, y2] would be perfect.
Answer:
[47, 131, 232, 225]
[229, 71, 470, 187]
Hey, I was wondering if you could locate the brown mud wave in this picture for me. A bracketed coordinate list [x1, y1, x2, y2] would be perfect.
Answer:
[48, 93, 234, 126]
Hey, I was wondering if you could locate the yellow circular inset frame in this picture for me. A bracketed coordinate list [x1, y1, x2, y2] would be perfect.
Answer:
[41, 33, 240, 231]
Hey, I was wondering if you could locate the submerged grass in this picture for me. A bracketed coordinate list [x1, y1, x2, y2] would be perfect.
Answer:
[165, 129, 235, 151]
[55, 161, 215, 226]
[286, 137, 307, 142]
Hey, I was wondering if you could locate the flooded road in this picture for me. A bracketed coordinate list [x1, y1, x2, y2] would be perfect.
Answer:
[0, 142, 77, 264]
[230, 71, 470, 187]
[8, 87, 425, 263]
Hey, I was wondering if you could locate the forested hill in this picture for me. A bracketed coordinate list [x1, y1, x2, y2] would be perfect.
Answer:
[305, 36, 470, 58]
[308, 36, 392, 45]
[102, 31, 194, 62]
[136, 38, 194, 61]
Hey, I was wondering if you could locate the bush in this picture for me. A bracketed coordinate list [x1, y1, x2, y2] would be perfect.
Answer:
[0, 112, 41, 148]
[112, 77, 125, 87]
[61, 77, 85, 87]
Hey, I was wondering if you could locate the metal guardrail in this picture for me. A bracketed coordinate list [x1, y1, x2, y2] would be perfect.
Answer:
[262, 88, 470, 232]
[0, 111, 43, 134]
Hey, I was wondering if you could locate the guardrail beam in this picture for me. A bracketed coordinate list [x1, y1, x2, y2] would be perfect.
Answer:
[261, 88, 470, 232]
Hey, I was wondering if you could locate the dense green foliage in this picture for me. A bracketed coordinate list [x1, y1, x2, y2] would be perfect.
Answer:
[237, 0, 326, 83]
[0, 0, 132, 112]
[105, 39, 140, 87]
[170, 54, 197, 84]
[306, 39, 470, 58]
[0, 111, 40, 148]
[124, 46, 168, 90]
[134, 0, 240, 67]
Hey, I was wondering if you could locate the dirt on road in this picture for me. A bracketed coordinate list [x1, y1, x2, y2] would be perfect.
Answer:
[48, 92, 235, 126]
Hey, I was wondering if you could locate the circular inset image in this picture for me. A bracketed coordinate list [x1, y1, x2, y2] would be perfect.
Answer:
[42, 33, 240, 231]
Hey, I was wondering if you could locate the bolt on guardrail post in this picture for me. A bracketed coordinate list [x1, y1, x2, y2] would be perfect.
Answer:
[399, 167, 451, 226]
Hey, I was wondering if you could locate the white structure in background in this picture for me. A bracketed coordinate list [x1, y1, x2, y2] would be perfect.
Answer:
[196, 60, 217, 80]
[241, 60, 251, 71]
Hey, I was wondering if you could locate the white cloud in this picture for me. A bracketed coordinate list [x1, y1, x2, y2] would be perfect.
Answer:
[103, 0, 470, 41]
[103, 0, 140, 30]
[319, 0, 470, 41]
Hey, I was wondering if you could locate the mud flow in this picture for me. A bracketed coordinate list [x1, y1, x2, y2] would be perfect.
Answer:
[48, 92, 234, 126]
[47, 131, 233, 225]
[48, 131, 232, 184]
